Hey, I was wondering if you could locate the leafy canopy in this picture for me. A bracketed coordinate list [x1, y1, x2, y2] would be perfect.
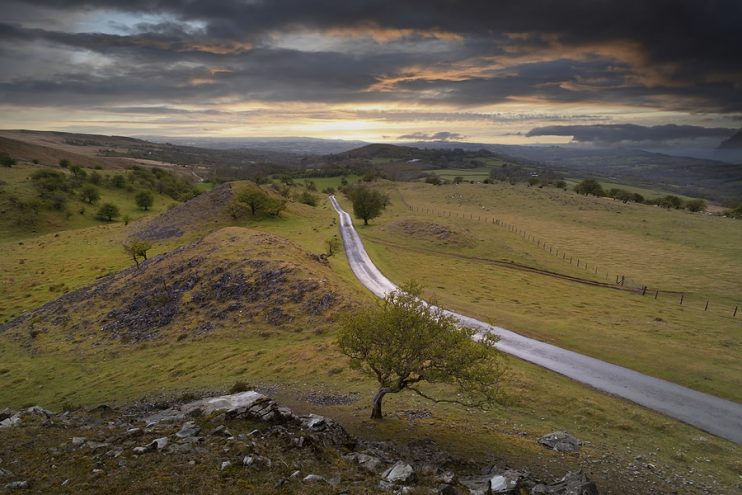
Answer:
[337, 283, 506, 417]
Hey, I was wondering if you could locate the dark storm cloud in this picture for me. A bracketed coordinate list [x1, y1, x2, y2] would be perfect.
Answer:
[0, 0, 740, 113]
[526, 124, 737, 144]
[397, 131, 465, 141]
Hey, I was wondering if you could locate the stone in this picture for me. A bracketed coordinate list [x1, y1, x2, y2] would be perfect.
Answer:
[290, 470, 301, 479]
[538, 431, 580, 453]
[303, 474, 326, 483]
[299, 413, 355, 448]
[382, 461, 416, 485]
[175, 421, 201, 439]
[4, 481, 29, 490]
[150, 437, 169, 450]
[132, 447, 150, 455]
[85, 441, 110, 451]
[459, 474, 492, 495]
[209, 425, 230, 436]
[242, 455, 271, 468]
[438, 484, 457, 495]
[0, 409, 13, 422]
[126, 428, 143, 437]
[531, 471, 598, 495]
[219, 461, 231, 471]
[25, 406, 53, 417]
[71, 437, 87, 447]
[0, 414, 21, 429]
[344, 452, 383, 473]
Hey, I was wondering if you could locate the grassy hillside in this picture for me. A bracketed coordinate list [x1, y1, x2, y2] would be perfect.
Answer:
[2, 177, 741, 493]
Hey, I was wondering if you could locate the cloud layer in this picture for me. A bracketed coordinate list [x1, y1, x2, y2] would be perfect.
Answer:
[1, 1, 740, 139]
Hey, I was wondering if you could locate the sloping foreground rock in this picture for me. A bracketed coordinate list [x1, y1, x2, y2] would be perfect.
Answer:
[0, 392, 599, 494]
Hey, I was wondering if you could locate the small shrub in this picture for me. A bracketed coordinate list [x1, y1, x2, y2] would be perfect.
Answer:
[229, 381, 251, 394]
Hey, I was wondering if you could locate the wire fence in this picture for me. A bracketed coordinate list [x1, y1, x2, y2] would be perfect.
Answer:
[404, 203, 740, 319]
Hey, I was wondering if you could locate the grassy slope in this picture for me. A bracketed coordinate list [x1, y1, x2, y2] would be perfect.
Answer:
[0, 163, 180, 239]
[1, 181, 741, 493]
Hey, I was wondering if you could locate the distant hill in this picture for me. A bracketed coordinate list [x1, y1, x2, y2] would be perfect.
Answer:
[0, 130, 301, 179]
[144, 136, 368, 155]
[719, 129, 742, 149]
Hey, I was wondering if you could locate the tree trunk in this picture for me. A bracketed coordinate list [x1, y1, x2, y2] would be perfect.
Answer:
[364, 218, 369, 225]
[371, 387, 393, 419]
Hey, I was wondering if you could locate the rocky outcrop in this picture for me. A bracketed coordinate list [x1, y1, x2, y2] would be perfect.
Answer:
[0, 391, 600, 494]
[538, 431, 581, 453]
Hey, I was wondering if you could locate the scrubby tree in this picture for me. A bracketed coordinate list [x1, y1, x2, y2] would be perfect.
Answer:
[685, 199, 707, 212]
[110, 174, 126, 188]
[657, 195, 683, 209]
[80, 185, 101, 204]
[325, 236, 341, 256]
[337, 283, 506, 419]
[123, 239, 152, 268]
[574, 179, 605, 197]
[59, 159, 71, 168]
[236, 184, 287, 217]
[425, 173, 442, 185]
[95, 203, 120, 221]
[346, 185, 388, 225]
[453, 176, 464, 184]
[297, 190, 317, 206]
[135, 190, 154, 210]
[0, 153, 16, 167]
[527, 177, 540, 187]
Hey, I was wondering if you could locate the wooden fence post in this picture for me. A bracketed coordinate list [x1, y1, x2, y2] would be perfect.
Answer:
[655, 290, 659, 299]
[680, 293, 684, 305]
[705, 299, 709, 311]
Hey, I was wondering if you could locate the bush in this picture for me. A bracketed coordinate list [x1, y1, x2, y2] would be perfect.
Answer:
[229, 381, 251, 394]
[135, 190, 154, 210]
[425, 173, 442, 185]
[685, 199, 707, 212]
[0, 153, 16, 167]
[80, 185, 101, 204]
[297, 190, 317, 206]
[59, 159, 71, 168]
[95, 203, 120, 221]
[574, 179, 605, 197]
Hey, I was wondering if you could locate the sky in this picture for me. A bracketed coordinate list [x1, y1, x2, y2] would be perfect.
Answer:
[1, 0, 741, 145]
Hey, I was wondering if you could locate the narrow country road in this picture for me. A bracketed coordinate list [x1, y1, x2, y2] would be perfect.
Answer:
[329, 195, 742, 444]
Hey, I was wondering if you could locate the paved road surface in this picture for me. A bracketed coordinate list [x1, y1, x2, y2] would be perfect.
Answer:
[329, 195, 742, 444]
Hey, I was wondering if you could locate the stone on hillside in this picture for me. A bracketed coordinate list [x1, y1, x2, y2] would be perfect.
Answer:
[219, 461, 231, 471]
[302, 474, 326, 483]
[175, 421, 200, 439]
[0, 414, 21, 429]
[4, 481, 29, 490]
[242, 455, 271, 469]
[531, 471, 598, 495]
[459, 474, 492, 495]
[71, 437, 87, 447]
[300, 413, 355, 448]
[150, 437, 169, 450]
[25, 406, 53, 417]
[538, 432, 581, 453]
[344, 452, 382, 473]
[382, 461, 416, 485]
[0, 409, 13, 422]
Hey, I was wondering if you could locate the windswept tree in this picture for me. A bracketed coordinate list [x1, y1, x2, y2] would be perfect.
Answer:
[337, 283, 506, 419]
[346, 185, 388, 225]
[123, 239, 152, 268]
